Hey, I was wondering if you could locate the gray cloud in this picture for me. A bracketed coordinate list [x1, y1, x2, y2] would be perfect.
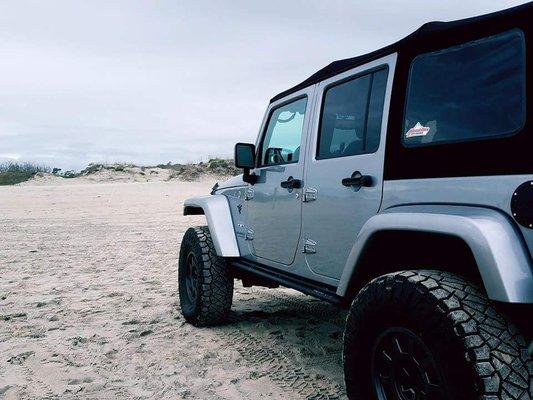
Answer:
[0, 0, 526, 170]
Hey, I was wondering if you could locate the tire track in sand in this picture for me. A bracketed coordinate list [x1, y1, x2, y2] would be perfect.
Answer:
[218, 289, 347, 399]
[220, 328, 345, 400]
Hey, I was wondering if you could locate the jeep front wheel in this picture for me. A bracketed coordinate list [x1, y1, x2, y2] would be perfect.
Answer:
[178, 226, 233, 326]
[343, 270, 531, 400]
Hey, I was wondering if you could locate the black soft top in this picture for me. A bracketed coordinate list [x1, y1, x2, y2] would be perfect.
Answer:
[270, 1, 533, 103]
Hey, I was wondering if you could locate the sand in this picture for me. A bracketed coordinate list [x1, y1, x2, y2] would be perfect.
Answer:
[0, 179, 347, 399]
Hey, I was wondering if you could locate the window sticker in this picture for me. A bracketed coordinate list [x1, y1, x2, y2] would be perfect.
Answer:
[405, 122, 430, 138]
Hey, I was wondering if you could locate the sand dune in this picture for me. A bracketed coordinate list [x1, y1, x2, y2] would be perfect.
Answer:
[0, 179, 346, 399]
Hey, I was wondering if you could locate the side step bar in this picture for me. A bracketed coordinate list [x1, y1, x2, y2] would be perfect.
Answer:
[230, 259, 344, 306]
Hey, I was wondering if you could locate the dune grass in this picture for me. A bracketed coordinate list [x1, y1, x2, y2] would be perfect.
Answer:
[0, 162, 51, 185]
[0, 158, 237, 185]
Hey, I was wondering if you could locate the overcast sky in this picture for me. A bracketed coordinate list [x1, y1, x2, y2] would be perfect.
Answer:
[0, 0, 527, 170]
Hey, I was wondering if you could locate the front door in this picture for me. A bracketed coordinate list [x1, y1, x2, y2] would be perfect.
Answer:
[246, 91, 312, 265]
[302, 55, 396, 279]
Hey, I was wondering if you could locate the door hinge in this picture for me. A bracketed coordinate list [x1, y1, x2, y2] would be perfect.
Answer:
[245, 188, 254, 200]
[303, 238, 317, 254]
[236, 223, 246, 239]
[303, 187, 318, 202]
[245, 228, 254, 241]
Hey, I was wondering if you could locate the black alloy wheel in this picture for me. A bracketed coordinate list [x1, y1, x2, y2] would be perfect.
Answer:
[371, 327, 443, 400]
[184, 252, 199, 303]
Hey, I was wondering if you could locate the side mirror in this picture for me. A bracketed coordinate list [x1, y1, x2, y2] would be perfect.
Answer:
[235, 143, 255, 169]
[234, 143, 258, 184]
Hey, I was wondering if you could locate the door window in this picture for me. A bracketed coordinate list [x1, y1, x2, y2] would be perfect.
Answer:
[259, 97, 307, 167]
[317, 68, 388, 160]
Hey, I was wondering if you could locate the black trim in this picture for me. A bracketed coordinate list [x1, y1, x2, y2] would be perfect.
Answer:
[230, 258, 343, 305]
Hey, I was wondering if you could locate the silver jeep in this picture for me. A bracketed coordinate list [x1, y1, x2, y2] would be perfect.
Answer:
[178, 3, 532, 399]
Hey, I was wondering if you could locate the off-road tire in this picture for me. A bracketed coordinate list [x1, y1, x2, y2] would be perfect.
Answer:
[178, 226, 233, 326]
[344, 270, 531, 400]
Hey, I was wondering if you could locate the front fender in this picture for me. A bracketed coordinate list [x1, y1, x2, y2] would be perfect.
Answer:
[337, 205, 533, 303]
[183, 195, 239, 257]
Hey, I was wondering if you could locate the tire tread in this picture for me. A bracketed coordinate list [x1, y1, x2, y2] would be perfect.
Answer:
[344, 270, 531, 400]
[179, 226, 233, 326]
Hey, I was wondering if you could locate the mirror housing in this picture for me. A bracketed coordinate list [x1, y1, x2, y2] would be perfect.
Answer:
[235, 142, 255, 169]
[234, 143, 258, 185]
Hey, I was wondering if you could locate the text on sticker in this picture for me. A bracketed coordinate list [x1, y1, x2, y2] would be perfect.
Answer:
[405, 122, 430, 138]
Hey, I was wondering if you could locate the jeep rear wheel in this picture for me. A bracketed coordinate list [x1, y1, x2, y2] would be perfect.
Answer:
[178, 226, 233, 326]
[343, 270, 531, 400]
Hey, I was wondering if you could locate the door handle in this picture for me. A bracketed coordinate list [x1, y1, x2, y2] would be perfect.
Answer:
[280, 176, 302, 190]
[341, 171, 373, 188]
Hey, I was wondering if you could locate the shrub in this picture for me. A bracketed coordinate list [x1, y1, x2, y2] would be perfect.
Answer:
[0, 162, 52, 185]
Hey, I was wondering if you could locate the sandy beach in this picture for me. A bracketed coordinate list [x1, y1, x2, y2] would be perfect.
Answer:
[0, 179, 346, 399]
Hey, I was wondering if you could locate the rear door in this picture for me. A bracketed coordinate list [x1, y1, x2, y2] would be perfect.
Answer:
[246, 88, 314, 266]
[302, 54, 396, 279]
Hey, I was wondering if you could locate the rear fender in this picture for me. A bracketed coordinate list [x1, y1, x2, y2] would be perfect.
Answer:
[337, 205, 533, 303]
